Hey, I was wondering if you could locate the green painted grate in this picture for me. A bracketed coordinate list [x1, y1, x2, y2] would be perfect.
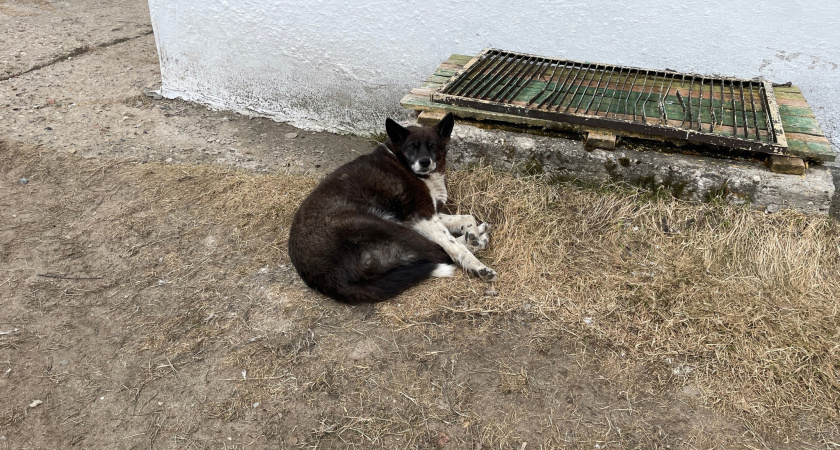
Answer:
[432, 48, 788, 156]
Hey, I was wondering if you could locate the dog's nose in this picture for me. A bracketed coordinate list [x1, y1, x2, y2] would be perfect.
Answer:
[419, 158, 431, 169]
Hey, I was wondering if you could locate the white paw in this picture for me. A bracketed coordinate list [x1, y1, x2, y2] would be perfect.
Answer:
[464, 222, 492, 253]
[468, 266, 497, 282]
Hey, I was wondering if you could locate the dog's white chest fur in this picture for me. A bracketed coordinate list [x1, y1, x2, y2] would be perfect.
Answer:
[424, 173, 447, 212]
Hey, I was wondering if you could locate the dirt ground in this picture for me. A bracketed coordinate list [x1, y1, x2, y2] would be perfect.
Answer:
[0, 140, 777, 449]
[2, 1, 840, 449]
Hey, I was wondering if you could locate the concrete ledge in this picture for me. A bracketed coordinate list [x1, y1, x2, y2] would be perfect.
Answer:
[444, 123, 834, 216]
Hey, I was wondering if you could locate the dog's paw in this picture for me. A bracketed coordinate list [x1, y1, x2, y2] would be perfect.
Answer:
[464, 222, 492, 253]
[469, 266, 497, 282]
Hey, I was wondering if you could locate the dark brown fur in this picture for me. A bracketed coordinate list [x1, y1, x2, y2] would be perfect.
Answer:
[288, 114, 455, 304]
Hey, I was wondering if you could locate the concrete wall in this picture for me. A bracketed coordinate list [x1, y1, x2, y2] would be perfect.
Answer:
[148, 0, 839, 151]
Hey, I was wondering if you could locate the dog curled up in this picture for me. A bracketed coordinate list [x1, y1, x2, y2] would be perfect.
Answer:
[288, 113, 496, 304]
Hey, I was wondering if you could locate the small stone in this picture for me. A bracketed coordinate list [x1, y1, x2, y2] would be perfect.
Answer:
[752, 175, 761, 183]
[19, 178, 28, 185]
[143, 90, 163, 100]
[46, 98, 56, 105]
[59, 360, 70, 366]
[68, 149, 77, 154]
[29, 400, 43, 408]
[284, 132, 298, 139]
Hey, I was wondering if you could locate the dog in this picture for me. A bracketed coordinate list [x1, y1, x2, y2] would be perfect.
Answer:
[288, 112, 496, 304]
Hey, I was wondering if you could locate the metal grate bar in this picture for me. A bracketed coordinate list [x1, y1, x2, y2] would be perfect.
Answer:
[474, 54, 519, 99]
[620, 70, 640, 119]
[748, 84, 760, 141]
[460, 51, 508, 99]
[448, 50, 497, 97]
[502, 57, 546, 104]
[432, 49, 787, 155]
[489, 55, 533, 101]
[760, 84, 775, 143]
[583, 65, 606, 114]
[560, 63, 590, 112]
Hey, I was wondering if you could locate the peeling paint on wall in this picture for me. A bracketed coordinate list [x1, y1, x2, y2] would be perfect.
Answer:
[149, 0, 840, 150]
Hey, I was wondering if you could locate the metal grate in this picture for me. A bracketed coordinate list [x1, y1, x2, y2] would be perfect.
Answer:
[432, 48, 788, 155]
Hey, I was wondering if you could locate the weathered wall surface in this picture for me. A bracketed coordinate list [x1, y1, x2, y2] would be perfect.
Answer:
[148, 0, 839, 152]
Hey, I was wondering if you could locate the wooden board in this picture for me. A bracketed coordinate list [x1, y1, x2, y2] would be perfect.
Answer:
[401, 54, 836, 162]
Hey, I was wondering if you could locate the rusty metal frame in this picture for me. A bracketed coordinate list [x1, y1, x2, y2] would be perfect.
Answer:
[432, 48, 788, 156]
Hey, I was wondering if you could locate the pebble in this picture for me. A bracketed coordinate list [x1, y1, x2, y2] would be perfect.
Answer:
[29, 400, 43, 408]
[19, 177, 28, 185]
[752, 175, 761, 183]
[284, 132, 298, 139]
[59, 360, 70, 366]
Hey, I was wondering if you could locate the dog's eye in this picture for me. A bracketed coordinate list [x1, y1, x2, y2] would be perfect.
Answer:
[427, 141, 435, 149]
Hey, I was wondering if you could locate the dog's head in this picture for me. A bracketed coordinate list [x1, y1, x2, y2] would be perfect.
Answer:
[385, 113, 454, 177]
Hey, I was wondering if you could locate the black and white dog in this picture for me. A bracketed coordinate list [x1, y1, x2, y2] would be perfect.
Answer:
[288, 113, 496, 304]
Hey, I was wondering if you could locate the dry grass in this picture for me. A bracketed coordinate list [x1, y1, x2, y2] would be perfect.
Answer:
[122, 160, 840, 441]
[383, 165, 840, 437]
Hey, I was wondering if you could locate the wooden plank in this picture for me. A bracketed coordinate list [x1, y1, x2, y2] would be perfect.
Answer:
[785, 132, 835, 161]
[586, 131, 616, 149]
[778, 104, 816, 118]
[768, 155, 806, 175]
[438, 63, 462, 71]
[780, 115, 825, 136]
[785, 132, 832, 144]
[445, 54, 473, 66]
[773, 85, 803, 96]
[786, 140, 835, 161]
[417, 111, 448, 125]
[434, 68, 459, 78]
[426, 75, 451, 85]
[774, 97, 810, 109]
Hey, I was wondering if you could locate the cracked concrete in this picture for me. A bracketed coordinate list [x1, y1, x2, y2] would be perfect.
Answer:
[448, 126, 834, 216]
[1, 0, 837, 218]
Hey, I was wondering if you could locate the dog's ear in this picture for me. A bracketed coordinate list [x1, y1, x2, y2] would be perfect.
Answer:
[385, 118, 410, 144]
[435, 112, 454, 141]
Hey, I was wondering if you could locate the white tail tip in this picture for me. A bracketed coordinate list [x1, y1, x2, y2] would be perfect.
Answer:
[430, 264, 456, 278]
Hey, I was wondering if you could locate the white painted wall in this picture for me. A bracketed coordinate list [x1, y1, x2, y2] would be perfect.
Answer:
[148, 0, 839, 151]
